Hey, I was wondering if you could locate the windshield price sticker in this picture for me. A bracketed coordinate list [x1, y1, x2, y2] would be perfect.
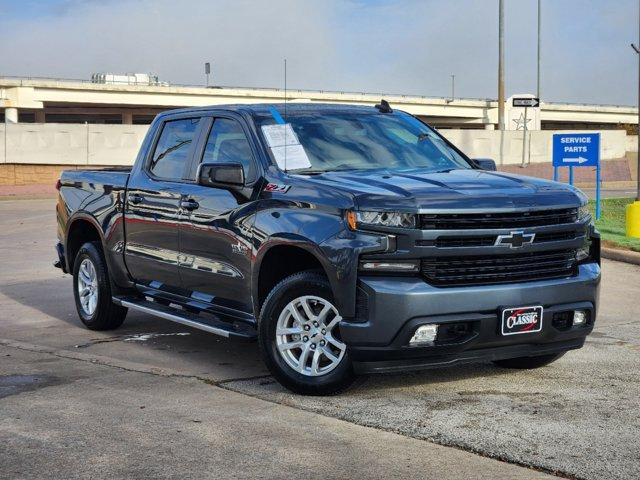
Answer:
[261, 123, 311, 170]
[270, 144, 312, 170]
[261, 123, 300, 148]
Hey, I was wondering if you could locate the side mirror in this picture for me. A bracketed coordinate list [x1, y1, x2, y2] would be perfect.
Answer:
[473, 158, 497, 171]
[198, 163, 245, 188]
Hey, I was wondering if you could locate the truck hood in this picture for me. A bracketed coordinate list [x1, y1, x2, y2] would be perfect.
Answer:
[295, 168, 586, 211]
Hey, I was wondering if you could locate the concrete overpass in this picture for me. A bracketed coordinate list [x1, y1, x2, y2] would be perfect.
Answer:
[0, 76, 637, 130]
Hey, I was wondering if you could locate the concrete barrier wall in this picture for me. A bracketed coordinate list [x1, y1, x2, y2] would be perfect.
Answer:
[0, 124, 4, 164]
[441, 129, 628, 166]
[0, 123, 632, 168]
[0, 123, 148, 166]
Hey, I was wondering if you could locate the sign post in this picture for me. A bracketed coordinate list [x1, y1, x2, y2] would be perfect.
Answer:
[512, 97, 540, 167]
[552, 133, 601, 219]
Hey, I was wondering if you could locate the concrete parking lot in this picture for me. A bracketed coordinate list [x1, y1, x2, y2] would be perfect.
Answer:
[1, 198, 639, 479]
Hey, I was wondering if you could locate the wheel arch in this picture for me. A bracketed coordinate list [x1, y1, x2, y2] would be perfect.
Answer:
[253, 240, 337, 317]
[65, 213, 106, 273]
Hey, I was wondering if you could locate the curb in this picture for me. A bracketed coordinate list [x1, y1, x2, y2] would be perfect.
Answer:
[601, 247, 640, 266]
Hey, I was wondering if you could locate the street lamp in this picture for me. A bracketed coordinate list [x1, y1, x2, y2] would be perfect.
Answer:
[537, 0, 541, 100]
[205, 62, 211, 87]
[446, 74, 455, 103]
[632, 42, 640, 201]
[498, 0, 505, 131]
[627, 2, 640, 238]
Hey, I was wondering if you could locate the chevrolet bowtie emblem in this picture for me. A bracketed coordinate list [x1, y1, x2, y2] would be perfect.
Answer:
[495, 231, 535, 249]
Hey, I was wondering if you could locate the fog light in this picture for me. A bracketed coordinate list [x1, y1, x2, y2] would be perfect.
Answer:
[409, 324, 438, 345]
[573, 310, 588, 326]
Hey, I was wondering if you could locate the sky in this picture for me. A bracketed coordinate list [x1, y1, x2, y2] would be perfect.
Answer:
[0, 0, 637, 106]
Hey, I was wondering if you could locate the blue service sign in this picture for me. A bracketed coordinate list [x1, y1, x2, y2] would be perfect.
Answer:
[552, 133, 600, 167]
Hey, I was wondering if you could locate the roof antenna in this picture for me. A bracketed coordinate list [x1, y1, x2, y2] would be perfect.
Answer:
[375, 99, 393, 113]
[284, 59, 288, 121]
[284, 58, 287, 171]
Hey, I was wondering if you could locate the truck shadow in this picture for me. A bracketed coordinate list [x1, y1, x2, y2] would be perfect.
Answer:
[352, 361, 516, 393]
[0, 277, 267, 379]
[1, 277, 514, 391]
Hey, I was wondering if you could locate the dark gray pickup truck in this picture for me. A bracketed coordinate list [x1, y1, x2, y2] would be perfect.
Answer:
[55, 102, 601, 394]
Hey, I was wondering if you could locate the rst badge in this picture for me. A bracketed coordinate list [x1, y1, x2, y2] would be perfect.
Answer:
[501, 305, 543, 335]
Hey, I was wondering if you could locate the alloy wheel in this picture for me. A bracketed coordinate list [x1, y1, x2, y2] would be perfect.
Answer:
[275, 295, 346, 377]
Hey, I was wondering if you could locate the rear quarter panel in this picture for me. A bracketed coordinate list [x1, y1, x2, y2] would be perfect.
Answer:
[57, 169, 132, 288]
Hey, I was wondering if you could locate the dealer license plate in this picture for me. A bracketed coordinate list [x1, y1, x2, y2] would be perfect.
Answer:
[501, 306, 543, 336]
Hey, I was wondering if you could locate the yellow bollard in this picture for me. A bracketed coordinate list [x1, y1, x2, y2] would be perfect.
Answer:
[626, 201, 640, 238]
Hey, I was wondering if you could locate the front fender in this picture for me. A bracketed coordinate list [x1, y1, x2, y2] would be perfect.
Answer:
[252, 205, 388, 317]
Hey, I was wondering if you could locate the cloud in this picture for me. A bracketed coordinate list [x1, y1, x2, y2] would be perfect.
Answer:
[0, 0, 636, 105]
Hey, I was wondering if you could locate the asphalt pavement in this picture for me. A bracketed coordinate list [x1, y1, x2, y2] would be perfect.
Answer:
[1, 198, 639, 479]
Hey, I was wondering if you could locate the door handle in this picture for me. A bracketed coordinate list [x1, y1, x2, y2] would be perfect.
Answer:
[180, 198, 200, 211]
[129, 193, 144, 205]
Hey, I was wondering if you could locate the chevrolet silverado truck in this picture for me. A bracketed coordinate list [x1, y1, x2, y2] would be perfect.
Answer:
[55, 102, 601, 395]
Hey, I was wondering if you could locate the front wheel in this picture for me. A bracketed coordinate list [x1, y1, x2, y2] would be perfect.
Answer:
[492, 352, 565, 369]
[72, 241, 127, 331]
[258, 271, 355, 395]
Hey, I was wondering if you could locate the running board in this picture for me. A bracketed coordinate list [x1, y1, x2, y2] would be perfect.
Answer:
[113, 296, 257, 340]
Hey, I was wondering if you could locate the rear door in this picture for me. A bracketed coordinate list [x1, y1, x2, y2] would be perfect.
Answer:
[177, 114, 260, 314]
[124, 116, 203, 292]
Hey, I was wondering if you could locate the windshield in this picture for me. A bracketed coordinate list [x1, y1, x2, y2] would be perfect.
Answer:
[254, 110, 472, 173]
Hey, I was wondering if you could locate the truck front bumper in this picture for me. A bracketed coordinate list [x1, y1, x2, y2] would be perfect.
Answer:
[339, 263, 600, 374]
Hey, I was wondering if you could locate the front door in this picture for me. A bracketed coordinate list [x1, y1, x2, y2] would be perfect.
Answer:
[178, 116, 259, 314]
[124, 116, 202, 292]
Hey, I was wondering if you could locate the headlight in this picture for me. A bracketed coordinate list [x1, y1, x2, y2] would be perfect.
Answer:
[578, 205, 592, 222]
[352, 211, 416, 229]
[576, 239, 591, 262]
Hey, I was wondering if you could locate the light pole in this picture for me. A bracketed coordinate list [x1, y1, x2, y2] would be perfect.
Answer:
[633, 41, 640, 201]
[205, 62, 211, 87]
[498, 0, 505, 130]
[627, 1, 640, 238]
[537, 0, 541, 100]
[451, 74, 455, 102]
[446, 74, 456, 104]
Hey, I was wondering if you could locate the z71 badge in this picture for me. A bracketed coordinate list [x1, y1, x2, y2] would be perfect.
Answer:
[263, 183, 291, 193]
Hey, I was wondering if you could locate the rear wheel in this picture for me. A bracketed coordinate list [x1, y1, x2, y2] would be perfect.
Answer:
[72, 241, 127, 331]
[258, 271, 355, 395]
[493, 352, 565, 369]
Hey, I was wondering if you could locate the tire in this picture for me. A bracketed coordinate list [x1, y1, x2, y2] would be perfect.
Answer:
[258, 271, 355, 395]
[492, 352, 565, 369]
[72, 241, 127, 331]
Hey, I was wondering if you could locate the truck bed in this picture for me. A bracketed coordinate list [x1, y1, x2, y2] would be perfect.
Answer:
[59, 167, 131, 194]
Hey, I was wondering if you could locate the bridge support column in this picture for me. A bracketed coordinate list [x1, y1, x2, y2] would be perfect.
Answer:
[5, 107, 18, 123]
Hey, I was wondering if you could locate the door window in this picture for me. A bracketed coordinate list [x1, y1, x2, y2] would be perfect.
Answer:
[201, 118, 255, 182]
[149, 118, 200, 180]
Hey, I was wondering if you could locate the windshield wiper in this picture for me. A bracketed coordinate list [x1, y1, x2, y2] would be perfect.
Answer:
[290, 167, 359, 175]
[289, 170, 327, 175]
